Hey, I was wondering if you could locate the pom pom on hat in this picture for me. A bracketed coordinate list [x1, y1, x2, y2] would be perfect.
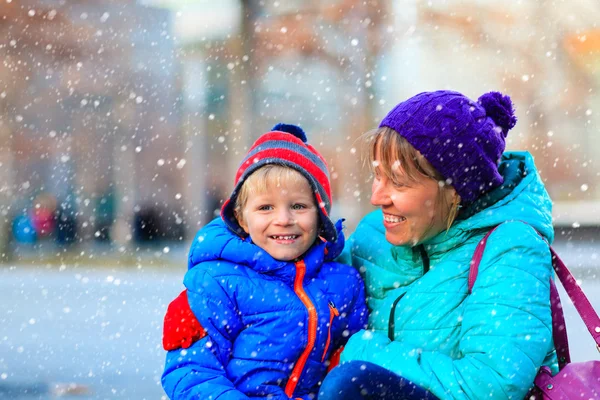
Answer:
[478, 91, 517, 136]
[271, 123, 307, 143]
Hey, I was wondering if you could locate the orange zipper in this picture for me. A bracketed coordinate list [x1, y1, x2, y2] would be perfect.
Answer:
[321, 300, 339, 362]
[284, 260, 317, 398]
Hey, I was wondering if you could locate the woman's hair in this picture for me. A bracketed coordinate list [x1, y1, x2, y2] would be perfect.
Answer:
[234, 165, 310, 221]
[365, 126, 461, 230]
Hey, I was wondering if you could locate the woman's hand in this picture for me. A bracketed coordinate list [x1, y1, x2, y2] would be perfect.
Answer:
[340, 329, 391, 364]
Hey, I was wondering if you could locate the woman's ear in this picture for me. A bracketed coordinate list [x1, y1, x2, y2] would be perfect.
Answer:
[441, 184, 457, 206]
[445, 189, 461, 231]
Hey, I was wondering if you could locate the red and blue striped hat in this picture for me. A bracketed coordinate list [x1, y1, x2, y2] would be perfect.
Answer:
[221, 123, 337, 243]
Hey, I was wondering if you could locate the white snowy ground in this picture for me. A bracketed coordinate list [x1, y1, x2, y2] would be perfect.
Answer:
[0, 263, 598, 400]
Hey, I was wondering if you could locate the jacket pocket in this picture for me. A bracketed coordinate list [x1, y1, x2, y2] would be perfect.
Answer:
[321, 300, 339, 362]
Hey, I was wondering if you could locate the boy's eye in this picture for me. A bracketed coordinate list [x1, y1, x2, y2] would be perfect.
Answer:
[291, 203, 306, 210]
[258, 205, 273, 211]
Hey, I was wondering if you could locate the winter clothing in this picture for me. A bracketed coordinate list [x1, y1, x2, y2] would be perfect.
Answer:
[337, 151, 557, 400]
[221, 123, 337, 242]
[161, 218, 368, 400]
[163, 290, 206, 351]
[379, 91, 517, 203]
[319, 361, 437, 399]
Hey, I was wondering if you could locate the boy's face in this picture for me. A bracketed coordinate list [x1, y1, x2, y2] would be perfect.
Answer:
[238, 177, 319, 261]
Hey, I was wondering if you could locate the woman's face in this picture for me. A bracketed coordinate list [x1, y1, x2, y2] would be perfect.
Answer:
[370, 144, 454, 247]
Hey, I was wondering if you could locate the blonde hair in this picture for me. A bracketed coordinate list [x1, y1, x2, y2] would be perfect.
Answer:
[234, 165, 311, 220]
[364, 127, 461, 231]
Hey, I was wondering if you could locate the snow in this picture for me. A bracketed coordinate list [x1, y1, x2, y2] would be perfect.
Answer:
[0, 259, 598, 399]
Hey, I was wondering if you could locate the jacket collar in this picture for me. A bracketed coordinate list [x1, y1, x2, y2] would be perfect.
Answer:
[421, 151, 553, 258]
[188, 217, 344, 285]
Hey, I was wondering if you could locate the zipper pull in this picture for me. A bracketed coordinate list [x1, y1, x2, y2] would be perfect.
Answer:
[328, 300, 339, 317]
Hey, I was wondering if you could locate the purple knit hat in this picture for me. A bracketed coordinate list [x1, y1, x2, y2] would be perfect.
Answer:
[379, 90, 517, 203]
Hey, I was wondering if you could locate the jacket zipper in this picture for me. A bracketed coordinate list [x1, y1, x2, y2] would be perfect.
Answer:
[417, 244, 430, 274]
[284, 260, 317, 398]
[388, 293, 405, 341]
[321, 300, 339, 362]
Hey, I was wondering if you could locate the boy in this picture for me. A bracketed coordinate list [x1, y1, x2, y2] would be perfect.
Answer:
[161, 124, 367, 400]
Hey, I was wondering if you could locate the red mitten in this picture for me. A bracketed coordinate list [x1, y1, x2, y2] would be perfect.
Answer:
[163, 290, 206, 351]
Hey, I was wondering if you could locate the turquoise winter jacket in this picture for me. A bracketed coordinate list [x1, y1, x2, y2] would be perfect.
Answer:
[339, 152, 557, 399]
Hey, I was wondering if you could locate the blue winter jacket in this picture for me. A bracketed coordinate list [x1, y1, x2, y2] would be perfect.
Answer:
[162, 218, 368, 400]
[339, 152, 558, 399]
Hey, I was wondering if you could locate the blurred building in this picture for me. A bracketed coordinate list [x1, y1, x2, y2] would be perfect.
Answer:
[379, 0, 600, 225]
[169, 0, 393, 232]
[172, 0, 600, 232]
[0, 0, 186, 255]
[1, 0, 599, 261]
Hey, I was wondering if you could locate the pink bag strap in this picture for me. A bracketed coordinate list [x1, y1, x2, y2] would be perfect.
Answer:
[468, 223, 600, 370]
[549, 245, 600, 351]
[467, 227, 499, 295]
[547, 278, 570, 368]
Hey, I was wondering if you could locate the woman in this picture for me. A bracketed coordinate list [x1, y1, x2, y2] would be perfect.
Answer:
[319, 90, 557, 399]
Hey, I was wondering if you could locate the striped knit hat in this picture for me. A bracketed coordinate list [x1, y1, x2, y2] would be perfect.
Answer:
[221, 123, 337, 242]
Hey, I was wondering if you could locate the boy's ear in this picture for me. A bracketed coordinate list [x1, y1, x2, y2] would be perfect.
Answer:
[234, 209, 249, 234]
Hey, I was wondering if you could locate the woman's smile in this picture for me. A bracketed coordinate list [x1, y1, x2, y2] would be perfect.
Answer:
[383, 212, 407, 225]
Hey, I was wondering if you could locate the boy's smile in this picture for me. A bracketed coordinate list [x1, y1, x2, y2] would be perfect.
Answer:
[238, 177, 319, 261]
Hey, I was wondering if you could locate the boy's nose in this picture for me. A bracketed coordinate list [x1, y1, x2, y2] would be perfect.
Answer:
[274, 208, 295, 225]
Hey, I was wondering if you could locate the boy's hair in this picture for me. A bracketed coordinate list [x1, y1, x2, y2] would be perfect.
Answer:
[365, 126, 461, 230]
[221, 124, 337, 242]
[233, 165, 310, 223]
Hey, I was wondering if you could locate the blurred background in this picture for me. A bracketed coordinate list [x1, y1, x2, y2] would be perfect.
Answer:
[0, 0, 599, 399]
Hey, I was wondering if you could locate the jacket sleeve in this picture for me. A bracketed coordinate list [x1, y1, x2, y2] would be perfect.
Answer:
[162, 270, 252, 400]
[347, 281, 369, 337]
[340, 223, 554, 400]
[162, 336, 249, 400]
[334, 266, 368, 350]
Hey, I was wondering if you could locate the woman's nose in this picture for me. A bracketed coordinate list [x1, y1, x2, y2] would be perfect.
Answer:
[371, 178, 391, 206]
